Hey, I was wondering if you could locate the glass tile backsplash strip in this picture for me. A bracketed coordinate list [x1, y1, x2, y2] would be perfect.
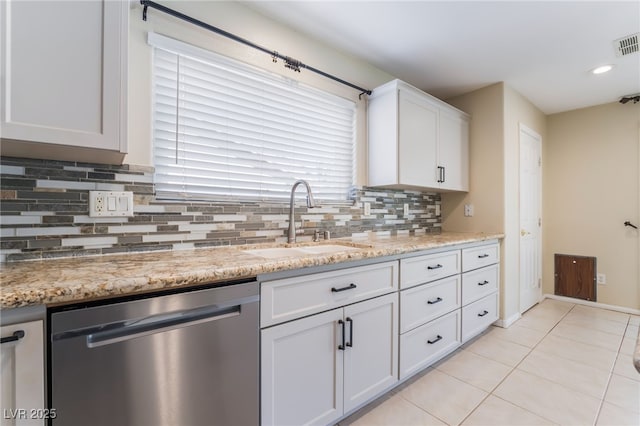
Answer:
[0, 157, 441, 262]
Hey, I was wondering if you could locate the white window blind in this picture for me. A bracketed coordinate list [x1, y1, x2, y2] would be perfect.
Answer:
[149, 33, 356, 202]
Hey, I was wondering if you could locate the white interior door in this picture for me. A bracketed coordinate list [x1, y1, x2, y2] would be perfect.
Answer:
[519, 125, 542, 312]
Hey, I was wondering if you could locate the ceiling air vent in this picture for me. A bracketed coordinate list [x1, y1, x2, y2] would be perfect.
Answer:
[613, 33, 639, 57]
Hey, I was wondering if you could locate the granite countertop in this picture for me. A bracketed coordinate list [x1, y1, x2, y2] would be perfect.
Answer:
[0, 231, 503, 309]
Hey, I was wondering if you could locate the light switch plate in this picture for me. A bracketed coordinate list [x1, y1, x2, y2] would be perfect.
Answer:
[597, 273, 606, 285]
[89, 191, 134, 217]
[403, 203, 409, 216]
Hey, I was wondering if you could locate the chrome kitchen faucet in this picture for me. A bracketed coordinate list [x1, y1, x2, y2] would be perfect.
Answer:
[288, 180, 316, 243]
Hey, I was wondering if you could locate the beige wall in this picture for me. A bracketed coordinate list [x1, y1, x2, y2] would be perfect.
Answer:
[443, 83, 546, 323]
[544, 102, 640, 309]
[442, 83, 505, 234]
[127, 0, 393, 185]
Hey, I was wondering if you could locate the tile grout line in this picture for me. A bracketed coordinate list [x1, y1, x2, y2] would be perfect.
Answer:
[341, 301, 637, 425]
[593, 315, 639, 424]
[456, 303, 576, 425]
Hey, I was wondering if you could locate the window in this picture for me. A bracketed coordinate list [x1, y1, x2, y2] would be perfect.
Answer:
[150, 33, 356, 202]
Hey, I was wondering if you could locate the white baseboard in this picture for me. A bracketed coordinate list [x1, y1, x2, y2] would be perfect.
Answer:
[542, 294, 640, 316]
[494, 312, 522, 328]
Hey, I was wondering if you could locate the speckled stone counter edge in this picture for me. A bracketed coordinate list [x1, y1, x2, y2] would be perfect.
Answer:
[0, 232, 503, 309]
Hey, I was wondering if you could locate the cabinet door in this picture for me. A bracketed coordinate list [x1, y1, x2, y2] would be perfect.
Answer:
[343, 293, 398, 413]
[0, 0, 127, 152]
[261, 261, 398, 327]
[400, 250, 461, 289]
[261, 309, 344, 426]
[398, 89, 439, 187]
[462, 292, 499, 342]
[462, 243, 499, 272]
[400, 275, 461, 333]
[438, 109, 469, 191]
[1, 320, 45, 426]
[399, 310, 461, 380]
[462, 264, 499, 305]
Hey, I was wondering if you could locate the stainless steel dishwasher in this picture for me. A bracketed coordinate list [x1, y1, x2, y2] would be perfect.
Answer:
[49, 280, 259, 426]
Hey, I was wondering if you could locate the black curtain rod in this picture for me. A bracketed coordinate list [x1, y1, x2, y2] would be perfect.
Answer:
[140, 0, 372, 97]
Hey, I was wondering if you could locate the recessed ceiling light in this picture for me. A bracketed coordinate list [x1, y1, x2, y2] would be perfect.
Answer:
[591, 65, 614, 75]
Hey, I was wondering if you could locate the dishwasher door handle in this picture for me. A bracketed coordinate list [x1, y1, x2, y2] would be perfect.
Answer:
[84, 298, 255, 348]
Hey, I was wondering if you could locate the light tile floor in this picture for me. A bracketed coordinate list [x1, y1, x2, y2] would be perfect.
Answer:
[340, 299, 640, 426]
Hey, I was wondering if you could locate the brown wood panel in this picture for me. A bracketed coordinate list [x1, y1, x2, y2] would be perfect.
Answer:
[554, 254, 597, 301]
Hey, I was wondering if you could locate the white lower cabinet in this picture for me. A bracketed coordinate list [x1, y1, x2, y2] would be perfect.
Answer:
[260, 241, 501, 425]
[461, 243, 500, 342]
[462, 292, 499, 342]
[398, 241, 500, 380]
[0, 320, 45, 426]
[261, 292, 398, 426]
[399, 310, 461, 379]
[400, 275, 461, 333]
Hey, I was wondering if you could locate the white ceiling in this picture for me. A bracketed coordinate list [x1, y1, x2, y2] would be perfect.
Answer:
[244, 1, 640, 114]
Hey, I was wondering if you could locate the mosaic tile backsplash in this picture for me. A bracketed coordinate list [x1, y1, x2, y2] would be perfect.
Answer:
[0, 157, 441, 262]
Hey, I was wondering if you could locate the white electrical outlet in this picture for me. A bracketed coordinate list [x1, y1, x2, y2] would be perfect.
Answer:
[363, 202, 371, 216]
[403, 203, 409, 216]
[464, 204, 474, 217]
[90, 191, 134, 217]
[597, 273, 606, 285]
[93, 192, 105, 213]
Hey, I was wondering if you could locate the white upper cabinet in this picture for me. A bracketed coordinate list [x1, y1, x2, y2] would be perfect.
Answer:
[0, 0, 128, 161]
[368, 79, 469, 192]
[438, 107, 470, 191]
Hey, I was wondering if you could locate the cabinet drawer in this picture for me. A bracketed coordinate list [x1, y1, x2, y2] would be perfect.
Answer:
[462, 243, 499, 272]
[261, 261, 398, 327]
[400, 250, 460, 289]
[400, 275, 460, 333]
[462, 264, 499, 305]
[462, 292, 498, 342]
[399, 310, 461, 379]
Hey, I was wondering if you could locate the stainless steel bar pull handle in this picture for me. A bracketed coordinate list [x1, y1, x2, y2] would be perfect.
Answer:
[478, 310, 490, 317]
[427, 264, 443, 270]
[338, 320, 346, 350]
[427, 297, 443, 305]
[84, 302, 248, 348]
[331, 283, 357, 293]
[478, 254, 490, 259]
[1, 330, 25, 344]
[478, 280, 490, 286]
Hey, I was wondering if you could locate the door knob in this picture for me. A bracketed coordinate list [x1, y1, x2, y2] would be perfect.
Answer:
[521, 229, 529, 236]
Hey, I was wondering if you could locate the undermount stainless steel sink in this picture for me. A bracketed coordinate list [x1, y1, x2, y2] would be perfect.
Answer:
[243, 243, 364, 259]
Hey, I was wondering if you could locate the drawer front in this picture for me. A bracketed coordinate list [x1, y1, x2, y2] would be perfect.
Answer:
[462, 243, 499, 272]
[462, 264, 499, 305]
[461, 292, 498, 342]
[400, 275, 460, 333]
[400, 250, 460, 289]
[399, 310, 461, 380]
[261, 261, 398, 327]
